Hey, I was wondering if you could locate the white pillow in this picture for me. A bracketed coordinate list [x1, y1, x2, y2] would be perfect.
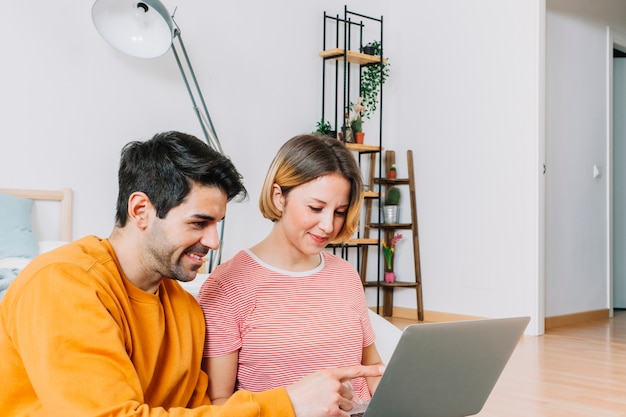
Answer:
[38, 240, 69, 254]
[368, 309, 403, 364]
[0, 241, 69, 271]
[0, 257, 31, 270]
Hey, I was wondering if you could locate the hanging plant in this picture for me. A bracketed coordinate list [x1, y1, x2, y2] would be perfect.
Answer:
[360, 40, 390, 120]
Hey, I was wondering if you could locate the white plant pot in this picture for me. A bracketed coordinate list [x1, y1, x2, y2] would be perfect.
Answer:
[383, 205, 399, 224]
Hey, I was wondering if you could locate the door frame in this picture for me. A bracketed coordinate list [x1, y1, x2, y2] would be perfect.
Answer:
[606, 27, 626, 317]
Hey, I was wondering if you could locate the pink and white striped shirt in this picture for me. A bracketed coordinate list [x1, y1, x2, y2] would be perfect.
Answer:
[199, 249, 376, 401]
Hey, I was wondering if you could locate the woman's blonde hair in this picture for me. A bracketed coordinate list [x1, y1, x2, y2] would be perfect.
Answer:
[259, 134, 364, 242]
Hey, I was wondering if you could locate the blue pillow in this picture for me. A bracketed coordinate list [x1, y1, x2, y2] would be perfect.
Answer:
[0, 193, 39, 259]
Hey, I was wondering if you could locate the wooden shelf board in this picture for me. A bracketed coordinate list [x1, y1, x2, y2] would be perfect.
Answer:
[346, 143, 382, 153]
[328, 238, 379, 247]
[363, 281, 419, 288]
[364, 191, 379, 199]
[375, 178, 410, 185]
[319, 48, 388, 65]
[381, 282, 419, 288]
[371, 223, 413, 229]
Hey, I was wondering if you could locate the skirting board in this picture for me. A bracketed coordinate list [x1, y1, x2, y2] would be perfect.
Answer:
[375, 307, 611, 329]
[544, 309, 610, 330]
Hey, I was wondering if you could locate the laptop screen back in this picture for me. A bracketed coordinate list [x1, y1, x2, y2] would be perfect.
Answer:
[364, 316, 529, 417]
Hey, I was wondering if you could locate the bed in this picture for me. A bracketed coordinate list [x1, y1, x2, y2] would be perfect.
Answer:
[0, 188, 73, 299]
[0, 188, 73, 241]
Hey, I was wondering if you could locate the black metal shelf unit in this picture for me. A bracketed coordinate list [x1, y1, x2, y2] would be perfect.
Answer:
[319, 6, 387, 315]
[320, 6, 384, 142]
[320, 8, 424, 321]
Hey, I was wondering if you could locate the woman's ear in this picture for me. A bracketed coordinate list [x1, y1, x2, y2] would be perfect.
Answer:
[271, 183, 285, 213]
[127, 192, 152, 229]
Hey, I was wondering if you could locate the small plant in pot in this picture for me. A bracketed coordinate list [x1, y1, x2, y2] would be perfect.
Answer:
[382, 233, 403, 282]
[383, 186, 401, 224]
[314, 119, 336, 139]
[350, 97, 366, 144]
[362, 43, 377, 56]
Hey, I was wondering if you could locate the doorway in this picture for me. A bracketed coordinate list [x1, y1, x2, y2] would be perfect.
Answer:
[610, 28, 626, 313]
[613, 47, 626, 309]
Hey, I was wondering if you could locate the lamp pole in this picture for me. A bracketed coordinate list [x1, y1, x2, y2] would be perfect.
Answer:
[170, 24, 224, 155]
[92, 0, 227, 270]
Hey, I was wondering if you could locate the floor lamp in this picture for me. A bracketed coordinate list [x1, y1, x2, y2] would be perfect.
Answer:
[92, 0, 226, 270]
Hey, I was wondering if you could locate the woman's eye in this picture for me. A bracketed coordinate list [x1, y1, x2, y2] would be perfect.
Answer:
[335, 211, 347, 217]
[309, 206, 323, 212]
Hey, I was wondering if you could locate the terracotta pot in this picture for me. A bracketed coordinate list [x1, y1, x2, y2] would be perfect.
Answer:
[354, 131, 365, 144]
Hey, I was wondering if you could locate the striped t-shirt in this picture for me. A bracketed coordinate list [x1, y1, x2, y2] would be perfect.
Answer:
[199, 249, 376, 401]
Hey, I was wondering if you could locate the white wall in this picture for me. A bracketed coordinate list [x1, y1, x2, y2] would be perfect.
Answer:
[1, 0, 544, 333]
[546, 0, 626, 317]
[381, 0, 544, 333]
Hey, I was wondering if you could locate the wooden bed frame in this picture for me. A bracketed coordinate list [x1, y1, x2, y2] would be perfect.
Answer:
[0, 188, 73, 241]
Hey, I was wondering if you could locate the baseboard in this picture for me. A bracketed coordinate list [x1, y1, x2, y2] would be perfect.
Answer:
[371, 307, 611, 328]
[544, 309, 610, 330]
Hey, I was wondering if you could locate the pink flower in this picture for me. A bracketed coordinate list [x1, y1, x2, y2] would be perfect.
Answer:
[382, 233, 403, 270]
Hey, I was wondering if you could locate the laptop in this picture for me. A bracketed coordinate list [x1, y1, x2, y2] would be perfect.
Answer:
[351, 316, 530, 417]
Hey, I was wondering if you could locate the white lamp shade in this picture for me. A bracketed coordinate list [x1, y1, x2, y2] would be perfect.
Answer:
[92, 0, 175, 58]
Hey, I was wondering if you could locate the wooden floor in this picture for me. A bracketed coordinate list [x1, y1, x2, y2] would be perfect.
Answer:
[386, 310, 626, 416]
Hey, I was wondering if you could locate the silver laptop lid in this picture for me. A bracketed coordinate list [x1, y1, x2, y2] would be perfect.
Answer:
[364, 316, 529, 417]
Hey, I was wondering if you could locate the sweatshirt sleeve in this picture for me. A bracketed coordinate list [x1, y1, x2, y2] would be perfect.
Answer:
[131, 388, 295, 417]
[203, 389, 295, 417]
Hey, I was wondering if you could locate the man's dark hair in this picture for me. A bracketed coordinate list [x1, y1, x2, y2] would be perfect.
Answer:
[115, 131, 247, 227]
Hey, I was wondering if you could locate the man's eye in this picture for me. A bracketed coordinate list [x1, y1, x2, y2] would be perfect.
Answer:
[193, 222, 206, 228]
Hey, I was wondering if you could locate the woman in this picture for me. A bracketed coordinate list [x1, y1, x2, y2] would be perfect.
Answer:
[198, 134, 383, 405]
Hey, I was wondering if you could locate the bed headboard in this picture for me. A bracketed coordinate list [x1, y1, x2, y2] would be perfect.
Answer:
[0, 188, 73, 242]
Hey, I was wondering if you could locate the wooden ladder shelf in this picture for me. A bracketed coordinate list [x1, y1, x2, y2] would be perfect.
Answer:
[362, 149, 424, 321]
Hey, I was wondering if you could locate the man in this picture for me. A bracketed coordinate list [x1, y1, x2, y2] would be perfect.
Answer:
[0, 131, 382, 416]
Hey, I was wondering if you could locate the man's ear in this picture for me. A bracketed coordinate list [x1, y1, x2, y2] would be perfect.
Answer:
[271, 183, 285, 213]
[127, 192, 153, 229]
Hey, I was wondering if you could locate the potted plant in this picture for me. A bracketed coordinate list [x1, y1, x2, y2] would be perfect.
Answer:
[362, 43, 377, 56]
[314, 119, 336, 139]
[359, 40, 390, 121]
[382, 233, 403, 282]
[385, 186, 401, 205]
[383, 186, 401, 224]
[350, 97, 366, 144]
[388, 164, 397, 179]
